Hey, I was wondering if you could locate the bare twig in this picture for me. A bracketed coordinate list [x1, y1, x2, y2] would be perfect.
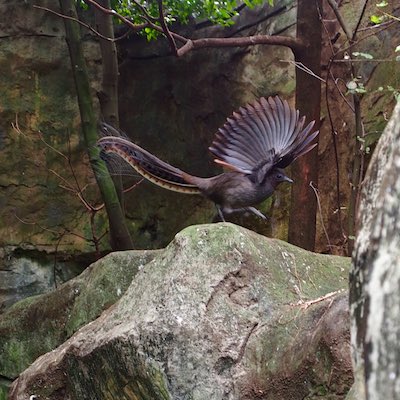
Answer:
[123, 178, 144, 194]
[33, 5, 116, 41]
[12, 121, 109, 253]
[291, 289, 344, 309]
[157, 0, 178, 56]
[129, 0, 158, 23]
[310, 181, 332, 251]
[336, 19, 395, 55]
[352, 0, 370, 41]
[333, 58, 397, 63]
[83, 0, 151, 33]
[330, 74, 355, 112]
[15, 211, 105, 250]
[281, 60, 326, 83]
[326, 0, 352, 41]
[318, 11, 347, 245]
[357, 19, 393, 32]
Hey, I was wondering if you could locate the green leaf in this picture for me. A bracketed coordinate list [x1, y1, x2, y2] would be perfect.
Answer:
[75, 0, 89, 10]
[376, 1, 388, 7]
[370, 14, 383, 24]
[352, 52, 374, 59]
[355, 87, 367, 94]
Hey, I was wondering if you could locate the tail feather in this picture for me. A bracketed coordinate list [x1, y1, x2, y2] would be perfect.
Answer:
[97, 133, 201, 194]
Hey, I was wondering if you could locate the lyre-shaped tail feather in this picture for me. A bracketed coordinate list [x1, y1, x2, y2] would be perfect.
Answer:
[97, 127, 201, 194]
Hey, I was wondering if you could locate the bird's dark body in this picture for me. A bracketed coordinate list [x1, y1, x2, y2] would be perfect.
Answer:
[97, 96, 319, 220]
[186, 171, 276, 210]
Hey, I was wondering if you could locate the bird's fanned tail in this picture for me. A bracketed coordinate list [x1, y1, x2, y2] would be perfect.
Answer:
[209, 96, 319, 173]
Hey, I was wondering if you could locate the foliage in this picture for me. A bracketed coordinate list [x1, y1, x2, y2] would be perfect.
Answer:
[77, 0, 270, 39]
[114, 0, 269, 25]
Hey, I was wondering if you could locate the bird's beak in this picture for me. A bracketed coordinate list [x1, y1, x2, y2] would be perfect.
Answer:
[283, 175, 293, 184]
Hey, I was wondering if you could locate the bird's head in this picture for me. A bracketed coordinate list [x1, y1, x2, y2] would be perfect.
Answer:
[270, 168, 293, 187]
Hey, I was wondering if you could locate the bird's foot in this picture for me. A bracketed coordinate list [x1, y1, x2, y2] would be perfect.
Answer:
[244, 207, 268, 220]
[213, 206, 268, 222]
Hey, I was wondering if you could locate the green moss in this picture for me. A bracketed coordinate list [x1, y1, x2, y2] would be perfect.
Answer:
[0, 250, 158, 379]
[65, 343, 171, 400]
[0, 379, 11, 400]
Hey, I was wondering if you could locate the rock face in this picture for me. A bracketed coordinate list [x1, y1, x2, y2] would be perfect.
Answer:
[0, 249, 158, 397]
[0, 246, 89, 312]
[350, 99, 400, 398]
[9, 224, 352, 400]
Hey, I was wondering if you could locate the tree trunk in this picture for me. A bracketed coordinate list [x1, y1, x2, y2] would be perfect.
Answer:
[288, 0, 322, 251]
[350, 101, 400, 399]
[94, 0, 119, 127]
[59, 0, 133, 250]
[94, 0, 125, 211]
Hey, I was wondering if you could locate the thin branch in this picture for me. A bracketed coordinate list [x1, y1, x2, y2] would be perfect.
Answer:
[83, 0, 148, 33]
[38, 133, 68, 161]
[352, 0, 369, 41]
[281, 60, 326, 83]
[33, 5, 116, 42]
[357, 19, 393, 31]
[326, 0, 352, 41]
[330, 74, 355, 112]
[291, 289, 344, 309]
[49, 169, 75, 191]
[129, 0, 158, 23]
[157, 0, 178, 56]
[319, 13, 346, 243]
[195, 2, 249, 30]
[225, 5, 288, 38]
[310, 181, 332, 252]
[335, 19, 395, 56]
[333, 58, 398, 63]
[123, 178, 144, 194]
[324, 73, 345, 240]
[14, 212, 93, 243]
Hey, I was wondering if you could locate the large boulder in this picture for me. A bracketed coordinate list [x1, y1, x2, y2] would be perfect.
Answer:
[9, 223, 352, 399]
[0, 249, 158, 398]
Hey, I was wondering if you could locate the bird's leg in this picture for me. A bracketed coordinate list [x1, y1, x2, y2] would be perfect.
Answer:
[216, 205, 226, 222]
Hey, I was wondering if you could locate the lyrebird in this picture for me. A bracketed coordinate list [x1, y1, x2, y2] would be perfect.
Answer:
[97, 96, 318, 221]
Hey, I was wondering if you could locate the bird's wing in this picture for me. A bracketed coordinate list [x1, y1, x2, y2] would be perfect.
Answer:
[208, 96, 319, 174]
